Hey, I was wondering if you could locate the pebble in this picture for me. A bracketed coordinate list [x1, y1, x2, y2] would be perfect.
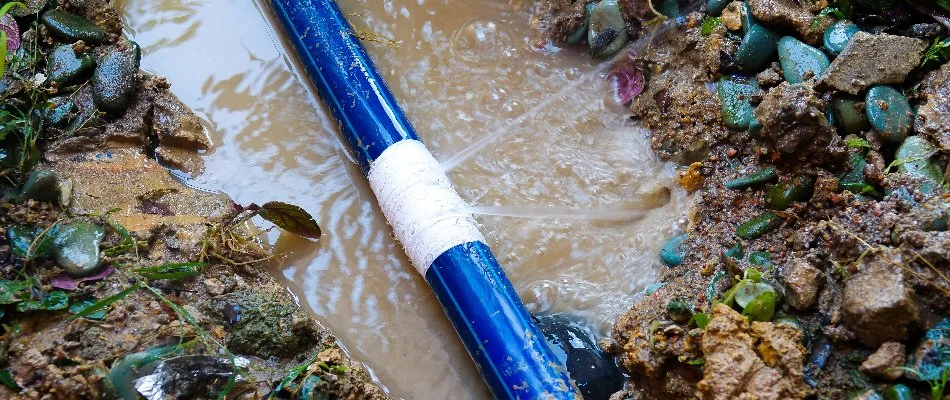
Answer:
[895, 136, 944, 185]
[823, 20, 859, 56]
[7, 225, 36, 258]
[656, 0, 679, 18]
[644, 282, 666, 296]
[706, 0, 731, 16]
[588, 0, 628, 58]
[905, 318, 949, 383]
[47, 44, 96, 87]
[736, 24, 780, 71]
[659, 233, 688, 266]
[839, 152, 874, 194]
[92, 46, 141, 116]
[53, 221, 106, 277]
[831, 96, 870, 135]
[566, 2, 596, 45]
[40, 10, 109, 45]
[536, 314, 624, 400]
[818, 32, 927, 95]
[883, 384, 913, 400]
[748, 251, 771, 266]
[777, 36, 830, 84]
[718, 75, 760, 129]
[765, 175, 814, 210]
[46, 99, 78, 128]
[735, 212, 782, 240]
[865, 85, 913, 144]
[725, 167, 777, 190]
[18, 168, 60, 203]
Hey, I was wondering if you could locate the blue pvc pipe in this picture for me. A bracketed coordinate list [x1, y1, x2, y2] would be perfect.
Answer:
[269, 0, 580, 398]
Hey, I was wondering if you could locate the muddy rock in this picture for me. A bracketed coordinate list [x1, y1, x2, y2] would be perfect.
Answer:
[92, 45, 141, 116]
[915, 63, 950, 152]
[818, 32, 928, 95]
[696, 304, 809, 400]
[755, 82, 839, 161]
[781, 257, 823, 310]
[841, 252, 918, 347]
[860, 342, 905, 381]
[748, 0, 831, 44]
[59, 0, 124, 38]
[535, 0, 588, 43]
[152, 90, 210, 175]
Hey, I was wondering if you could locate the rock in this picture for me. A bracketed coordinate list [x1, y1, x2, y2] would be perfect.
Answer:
[905, 318, 949, 383]
[40, 10, 109, 45]
[45, 98, 78, 128]
[18, 168, 60, 203]
[707, 0, 731, 16]
[696, 304, 810, 400]
[718, 75, 761, 130]
[755, 82, 836, 155]
[777, 36, 830, 84]
[781, 257, 822, 310]
[841, 253, 918, 347]
[203, 290, 322, 358]
[152, 91, 211, 150]
[748, 0, 830, 44]
[92, 46, 141, 116]
[850, 390, 885, 400]
[736, 24, 781, 71]
[566, 2, 595, 45]
[895, 136, 944, 186]
[725, 167, 778, 190]
[52, 221, 106, 277]
[720, 2, 743, 31]
[588, 0, 628, 58]
[765, 175, 814, 210]
[860, 342, 906, 381]
[736, 212, 782, 240]
[865, 85, 913, 144]
[883, 384, 913, 400]
[832, 95, 870, 135]
[823, 20, 859, 56]
[47, 44, 96, 87]
[818, 32, 927, 95]
[660, 233, 688, 266]
[915, 63, 950, 152]
[537, 314, 624, 400]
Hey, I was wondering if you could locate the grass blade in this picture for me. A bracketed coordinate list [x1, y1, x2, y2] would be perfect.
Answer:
[67, 284, 138, 320]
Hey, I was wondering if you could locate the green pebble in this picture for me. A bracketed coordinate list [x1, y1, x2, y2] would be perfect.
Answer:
[777, 36, 830, 84]
[895, 136, 944, 184]
[53, 221, 106, 277]
[848, 390, 885, 400]
[18, 168, 60, 203]
[748, 115, 762, 137]
[660, 233, 688, 266]
[47, 45, 96, 87]
[866, 85, 913, 144]
[644, 282, 666, 296]
[765, 175, 814, 211]
[725, 167, 778, 190]
[736, 212, 783, 240]
[706, 0, 730, 16]
[832, 96, 870, 135]
[40, 10, 109, 45]
[823, 20, 859, 56]
[718, 75, 760, 130]
[748, 251, 771, 266]
[7, 225, 58, 259]
[726, 243, 744, 259]
[839, 152, 875, 194]
[7, 225, 36, 258]
[566, 3, 596, 45]
[883, 384, 913, 400]
[657, 0, 679, 18]
[588, 0, 628, 58]
[46, 100, 78, 128]
[92, 47, 141, 116]
[736, 24, 780, 71]
[740, 1, 756, 33]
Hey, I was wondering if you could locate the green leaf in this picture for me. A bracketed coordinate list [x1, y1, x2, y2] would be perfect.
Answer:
[0, 279, 32, 304]
[735, 281, 775, 308]
[923, 37, 950, 68]
[686, 357, 706, 365]
[0, 369, 18, 390]
[133, 262, 205, 280]
[742, 290, 776, 322]
[688, 312, 709, 329]
[16, 290, 69, 312]
[846, 138, 870, 149]
[700, 17, 721, 36]
[258, 201, 322, 239]
[68, 300, 106, 320]
[67, 284, 138, 320]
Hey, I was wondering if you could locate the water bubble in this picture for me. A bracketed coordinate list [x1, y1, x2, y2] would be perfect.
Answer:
[451, 19, 511, 64]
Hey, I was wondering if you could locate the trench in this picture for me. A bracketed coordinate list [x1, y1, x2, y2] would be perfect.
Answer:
[116, 0, 691, 397]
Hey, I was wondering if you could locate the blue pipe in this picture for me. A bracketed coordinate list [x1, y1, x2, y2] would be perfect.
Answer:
[269, 0, 580, 398]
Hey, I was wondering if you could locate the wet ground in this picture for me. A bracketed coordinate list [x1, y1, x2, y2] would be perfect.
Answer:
[117, 0, 689, 397]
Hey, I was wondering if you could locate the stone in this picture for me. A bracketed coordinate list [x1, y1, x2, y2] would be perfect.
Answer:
[566, 2, 595, 45]
[45, 98, 78, 128]
[47, 44, 96, 87]
[52, 221, 106, 277]
[588, 0, 628, 58]
[718, 75, 760, 129]
[755, 82, 835, 155]
[707, 0, 731, 16]
[818, 32, 928, 95]
[865, 85, 913, 144]
[841, 253, 918, 347]
[720, 1, 744, 31]
[660, 233, 687, 266]
[895, 136, 944, 186]
[915, 63, 950, 152]
[765, 175, 814, 211]
[537, 314, 624, 400]
[92, 46, 141, 116]
[748, 0, 830, 44]
[905, 318, 950, 383]
[18, 168, 59, 203]
[40, 10, 109, 45]
[777, 36, 830, 84]
[781, 257, 823, 310]
[860, 342, 906, 381]
[152, 91, 211, 149]
[736, 24, 780, 71]
[736, 212, 782, 240]
[725, 167, 778, 190]
[883, 384, 913, 400]
[831, 95, 869, 135]
[823, 20, 859, 56]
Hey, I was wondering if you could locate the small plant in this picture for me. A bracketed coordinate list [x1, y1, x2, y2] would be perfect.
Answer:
[922, 36, 950, 69]
[715, 267, 777, 322]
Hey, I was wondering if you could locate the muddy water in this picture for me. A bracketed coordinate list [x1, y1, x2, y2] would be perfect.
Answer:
[117, 0, 689, 397]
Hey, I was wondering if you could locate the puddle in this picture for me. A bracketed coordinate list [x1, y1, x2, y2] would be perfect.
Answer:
[117, 0, 690, 397]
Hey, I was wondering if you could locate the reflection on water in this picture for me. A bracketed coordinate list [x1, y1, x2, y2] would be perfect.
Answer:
[117, 0, 689, 398]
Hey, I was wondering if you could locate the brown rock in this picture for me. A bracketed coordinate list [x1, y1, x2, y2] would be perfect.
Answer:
[842, 252, 918, 347]
[748, 0, 831, 44]
[756, 82, 839, 160]
[721, 1, 744, 31]
[860, 342, 906, 381]
[915, 63, 950, 152]
[782, 257, 823, 310]
[818, 32, 928, 95]
[696, 304, 810, 400]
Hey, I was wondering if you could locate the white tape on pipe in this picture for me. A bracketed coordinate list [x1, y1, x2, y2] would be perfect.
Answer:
[367, 139, 485, 275]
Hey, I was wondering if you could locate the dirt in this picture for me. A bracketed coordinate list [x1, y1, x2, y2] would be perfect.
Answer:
[0, 1, 387, 399]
